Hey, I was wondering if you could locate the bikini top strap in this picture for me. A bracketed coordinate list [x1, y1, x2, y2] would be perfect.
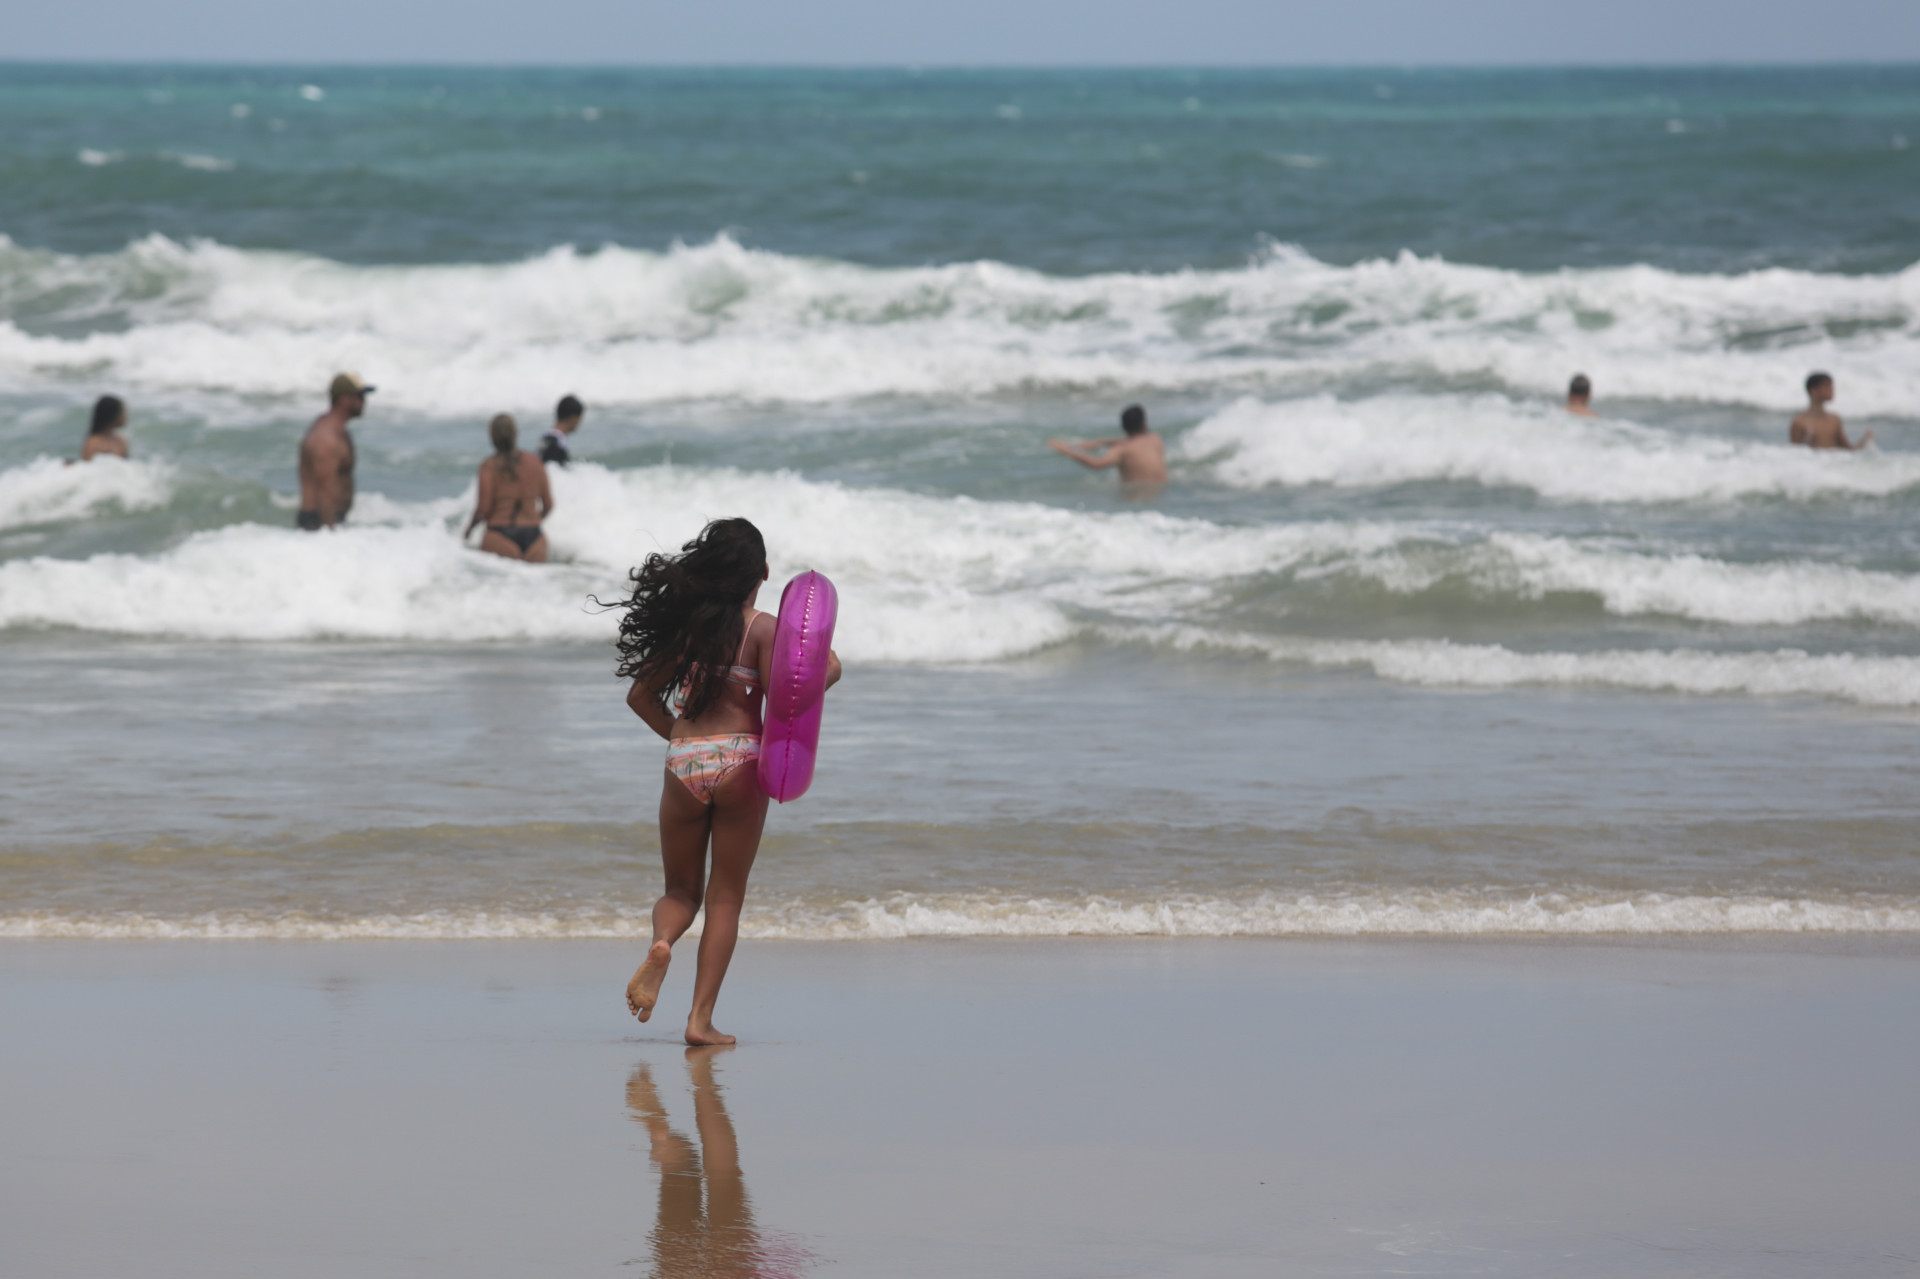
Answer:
[735, 610, 762, 667]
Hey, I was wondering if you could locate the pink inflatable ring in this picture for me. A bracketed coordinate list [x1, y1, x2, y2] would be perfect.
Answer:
[758, 571, 838, 802]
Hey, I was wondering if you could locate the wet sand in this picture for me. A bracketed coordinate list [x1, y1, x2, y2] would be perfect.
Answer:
[4, 938, 1917, 1277]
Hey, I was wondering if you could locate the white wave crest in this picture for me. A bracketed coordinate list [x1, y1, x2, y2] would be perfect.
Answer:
[6, 461, 1918, 673]
[1, 235, 1917, 413]
[0, 462, 1411, 652]
[6, 888, 1917, 940]
[1130, 625, 1920, 708]
[0, 516, 610, 642]
[1470, 534, 1920, 626]
[0, 455, 175, 530]
[1186, 395, 1920, 503]
[1330, 530, 1920, 627]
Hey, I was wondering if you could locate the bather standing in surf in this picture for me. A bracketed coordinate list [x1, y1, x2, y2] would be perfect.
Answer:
[79, 395, 130, 460]
[463, 413, 554, 561]
[612, 518, 841, 1045]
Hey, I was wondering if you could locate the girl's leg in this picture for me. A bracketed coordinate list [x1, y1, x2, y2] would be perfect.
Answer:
[628, 770, 715, 1020]
[685, 764, 769, 1045]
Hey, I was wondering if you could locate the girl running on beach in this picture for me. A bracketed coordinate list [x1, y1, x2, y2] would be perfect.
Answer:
[611, 517, 840, 1045]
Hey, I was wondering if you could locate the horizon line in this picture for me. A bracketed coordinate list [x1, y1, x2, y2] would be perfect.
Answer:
[5, 57, 1920, 71]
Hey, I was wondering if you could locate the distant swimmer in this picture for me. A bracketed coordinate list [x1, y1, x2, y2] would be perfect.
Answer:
[1565, 374, 1597, 417]
[1049, 404, 1169, 485]
[540, 394, 584, 467]
[79, 395, 130, 460]
[297, 372, 371, 530]
[463, 414, 554, 562]
[1791, 372, 1873, 451]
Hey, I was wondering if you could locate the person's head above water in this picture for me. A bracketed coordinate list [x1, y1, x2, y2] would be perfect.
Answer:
[1120, 404, 1148, 436]
[606, 517, 770, 721]
[489, 412, 519, 477]
[328, 371, 374, 418]
[556, 394, 584, 432]
[1806, 371, 1834, 401]
[90, 395, 126, 435]
[1568, 375, 1591, 401]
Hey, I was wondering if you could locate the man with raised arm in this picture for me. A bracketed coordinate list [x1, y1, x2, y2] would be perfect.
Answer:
[297, 372, 372, 530]
[1790, 372, 1873, 451]
[1049, 404, 1168, 485]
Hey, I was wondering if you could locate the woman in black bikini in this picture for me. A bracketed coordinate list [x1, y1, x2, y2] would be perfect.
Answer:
[463, 413, 554, 562]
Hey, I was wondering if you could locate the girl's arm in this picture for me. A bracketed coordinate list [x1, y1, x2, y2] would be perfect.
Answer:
[626, 672, 676, 741]
[748, 614, 837, 695]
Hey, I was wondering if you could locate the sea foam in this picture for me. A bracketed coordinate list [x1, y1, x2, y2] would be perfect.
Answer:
[5, 888, 1917, 940]
[1185, 395, 1920, 504]
[0, 455, 175, 529]
[0, 461, 1408, 653]
[1126, 625, 1920, 708]
[4, 461, 1917, 693]
[1, 234, 1916, 414]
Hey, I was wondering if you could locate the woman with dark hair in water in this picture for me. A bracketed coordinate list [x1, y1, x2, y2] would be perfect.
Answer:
[80, 395, 130, 461]
[610, 517, 840, 1045]
[463, 413, 553, 561]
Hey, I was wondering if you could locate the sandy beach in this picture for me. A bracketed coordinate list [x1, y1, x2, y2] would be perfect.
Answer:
[5, 936, 1916, 1277]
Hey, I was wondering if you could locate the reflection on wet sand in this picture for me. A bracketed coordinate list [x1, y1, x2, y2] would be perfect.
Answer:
[627, 1047, 815, 1278]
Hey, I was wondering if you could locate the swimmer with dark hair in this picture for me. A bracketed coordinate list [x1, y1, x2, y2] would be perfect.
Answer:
[1566, 374, 1596, 417]
[1791, 372, 1873, 450]
[1049, 404, 1169, 485]
[541, 394, 584, 466]
[80, 395, 130, 460]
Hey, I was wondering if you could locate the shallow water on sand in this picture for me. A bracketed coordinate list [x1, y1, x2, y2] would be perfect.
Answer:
[4, 639, 1917, 938]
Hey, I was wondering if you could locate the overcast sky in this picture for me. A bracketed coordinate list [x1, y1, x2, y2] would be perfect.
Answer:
[10, 0, 1920, 65]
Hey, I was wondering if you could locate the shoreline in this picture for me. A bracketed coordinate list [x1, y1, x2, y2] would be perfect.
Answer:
[8, 930, 1920, 953]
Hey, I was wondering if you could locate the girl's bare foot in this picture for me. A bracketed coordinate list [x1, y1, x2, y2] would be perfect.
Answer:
[684, 1018, 736, 1046]
[626, 941, 672, 1021]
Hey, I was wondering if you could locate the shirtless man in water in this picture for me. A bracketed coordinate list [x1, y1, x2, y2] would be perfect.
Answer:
[1565, 374, 1597, 417]
[297, 372, 371, 529]
[1791, 372, 1873, 451]
[1049, 404, 1169, 485]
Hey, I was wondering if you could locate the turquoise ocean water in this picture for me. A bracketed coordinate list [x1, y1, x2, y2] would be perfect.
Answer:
[2, 66, 1918, 938]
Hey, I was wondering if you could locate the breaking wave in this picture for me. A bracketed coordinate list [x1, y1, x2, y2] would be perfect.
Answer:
[1, 234, 1917, 413]
[0, 455, 175, 530]
[1185, 395, 1920, 503]
[3, 460, 1917, 695]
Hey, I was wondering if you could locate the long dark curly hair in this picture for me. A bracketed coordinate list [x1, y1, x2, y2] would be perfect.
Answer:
[604, 517, 767, 721]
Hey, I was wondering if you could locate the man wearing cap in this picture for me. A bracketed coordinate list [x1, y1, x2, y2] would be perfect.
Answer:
[298, 372, 372, 530]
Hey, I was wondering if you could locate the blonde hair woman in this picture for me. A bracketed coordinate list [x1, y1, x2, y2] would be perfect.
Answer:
[463, 413, 554, 561]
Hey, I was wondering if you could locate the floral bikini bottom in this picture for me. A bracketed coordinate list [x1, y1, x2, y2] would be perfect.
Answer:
[664, 734, 762, 805]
